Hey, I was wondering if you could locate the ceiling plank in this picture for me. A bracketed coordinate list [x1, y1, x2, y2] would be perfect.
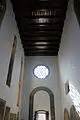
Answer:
[11, 0, 68, 56]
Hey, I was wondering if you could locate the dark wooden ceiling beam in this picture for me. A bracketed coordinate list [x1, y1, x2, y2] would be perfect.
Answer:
[24, 43, 59, 49]
[24, 50, 58, 56]
[22, 37, 60, 44]
[20, 26, 62, 31]
[25, 52, 58, 56]
[24, 47, 59, 52]
[11, 0, 68, 56]
[22, 41, 60, 45]
[19, 22, 63, 30]
[24, 49, 59, 53]
[21, 33, 61, 38]
[18, 18, 64, 25]
[12, 0, 67, 11]
[16, 11, 66, 18]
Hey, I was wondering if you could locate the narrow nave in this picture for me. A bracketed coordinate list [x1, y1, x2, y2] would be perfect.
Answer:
[0, 0, 80, 120]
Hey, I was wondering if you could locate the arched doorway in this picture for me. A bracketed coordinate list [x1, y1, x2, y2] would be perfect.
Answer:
[29, 86, 55, 120]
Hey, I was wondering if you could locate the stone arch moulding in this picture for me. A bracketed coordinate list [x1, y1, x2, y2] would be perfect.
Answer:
[29, 86, 55, 120]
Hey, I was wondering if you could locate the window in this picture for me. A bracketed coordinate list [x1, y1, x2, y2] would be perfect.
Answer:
[33, 65, 49, 79]
[37, 113, 46, 120]
[34, 110, 49, 120]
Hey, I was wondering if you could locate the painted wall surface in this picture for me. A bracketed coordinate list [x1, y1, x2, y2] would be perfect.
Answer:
[58, 0, 80, 119]
[0, 0, 24, 113]
[21, 56, 62, 120]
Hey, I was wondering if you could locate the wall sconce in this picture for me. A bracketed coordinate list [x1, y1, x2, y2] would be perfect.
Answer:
[65, 81, 70, 95]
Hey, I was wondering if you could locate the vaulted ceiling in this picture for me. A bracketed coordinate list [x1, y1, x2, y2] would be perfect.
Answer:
[11, 0, 68, 56]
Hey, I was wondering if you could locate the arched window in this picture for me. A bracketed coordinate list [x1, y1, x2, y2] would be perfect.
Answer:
[33, 65, 49, 79]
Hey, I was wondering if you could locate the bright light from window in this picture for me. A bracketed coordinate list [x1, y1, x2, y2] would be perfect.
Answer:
[37, 113, 46, 120]
[34, 65, 49, 79]
[69, 83, 80, 116]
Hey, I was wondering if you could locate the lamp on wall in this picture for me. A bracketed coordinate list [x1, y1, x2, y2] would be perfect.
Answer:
[65, 81, 70, 95]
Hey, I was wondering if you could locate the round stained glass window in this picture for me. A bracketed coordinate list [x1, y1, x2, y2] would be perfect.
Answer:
[33, 65, 49, 79]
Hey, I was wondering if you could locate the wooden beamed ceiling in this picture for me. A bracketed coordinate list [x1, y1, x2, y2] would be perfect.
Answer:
[11, 0, 68, 56]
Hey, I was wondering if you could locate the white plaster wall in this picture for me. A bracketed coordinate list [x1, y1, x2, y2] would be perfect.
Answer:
[58, 0, 80, 119]
[0, 0, 24, 113]
[21, 56, 62, 120]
